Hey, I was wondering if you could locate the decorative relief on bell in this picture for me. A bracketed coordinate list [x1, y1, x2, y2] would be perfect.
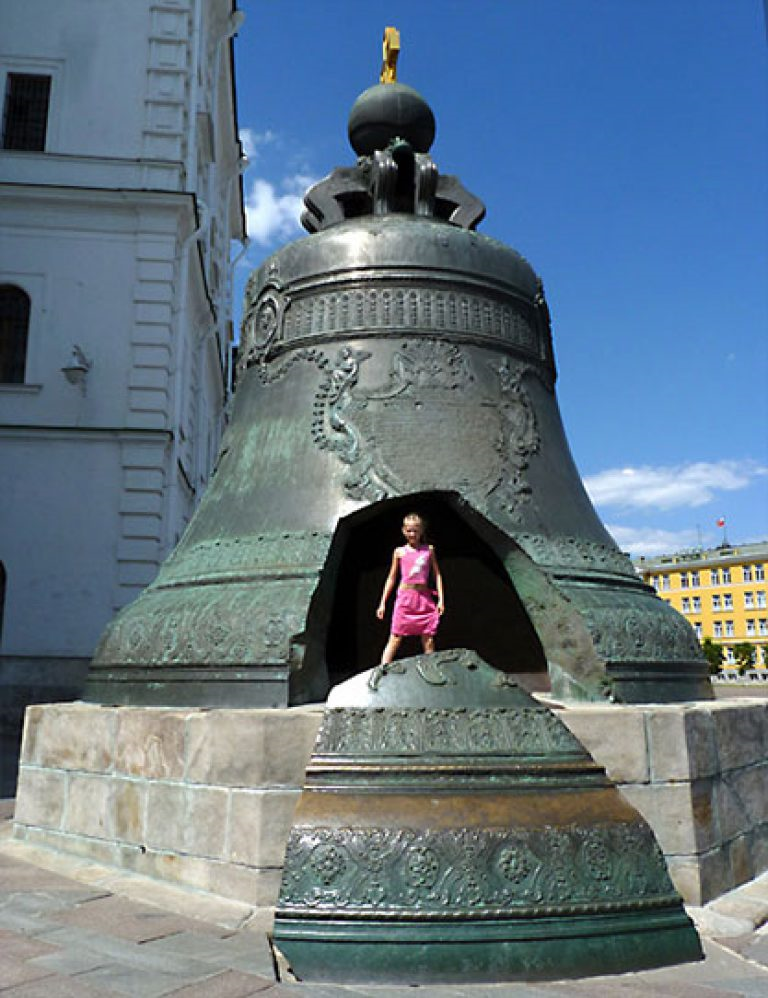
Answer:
[278, 821, 677, 917]
[513, 533, 637, 579]
[305, 338, 541, 514]
[240, 281, 547, 373]
[94, 585, 307, 667]
[239, 282, 290, 372]
[156, 531, 332, 584]
[580, 599, 704, 662]
[316, 707, 584, 757]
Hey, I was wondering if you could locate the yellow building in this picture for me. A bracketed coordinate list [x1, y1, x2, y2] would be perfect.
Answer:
[635, 541, 768, 669]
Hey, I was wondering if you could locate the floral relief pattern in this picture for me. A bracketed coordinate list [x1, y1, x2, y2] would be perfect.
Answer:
[278, 822, 677, 917]
[315, 707, 584, 758]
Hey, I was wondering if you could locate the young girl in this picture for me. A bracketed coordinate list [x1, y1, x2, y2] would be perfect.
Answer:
[376, 513, 445, 665]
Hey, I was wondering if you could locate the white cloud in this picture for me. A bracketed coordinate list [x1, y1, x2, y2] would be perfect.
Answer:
[244, 174, 314, 246]
[605, 525, 702, 558]
[583, 460, 767, 512]
[239, 127, 276, 161]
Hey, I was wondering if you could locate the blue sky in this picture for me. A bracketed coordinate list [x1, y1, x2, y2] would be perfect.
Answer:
[231, 0, 767, 557]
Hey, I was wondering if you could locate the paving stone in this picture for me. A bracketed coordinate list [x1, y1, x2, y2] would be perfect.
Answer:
[0, 927, 59, 959]
[27, 945, 111, 976]
[0, 889, 77, 917]
[165, 969, 275, 995]
[76, 962, 206, 998]
[0, 952, 55, 987]
[141, 929, 273, 977]
[0, 906, 60, 934]
[47, 893, 225, 943]
[0, 972, 116, 996]
[32, 924, 212, 976]
[0, 857, 87, 891]
[213, 932, 276, 977]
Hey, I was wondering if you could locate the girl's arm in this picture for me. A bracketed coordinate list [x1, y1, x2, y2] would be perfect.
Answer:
[430, 545, 445, 614]
[376, 549, 400, 619]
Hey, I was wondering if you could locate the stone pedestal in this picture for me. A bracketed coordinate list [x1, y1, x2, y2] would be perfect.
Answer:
[560, 700, 768, 904]
[13, 702, 322, 907]
[12, 698, 767, 908]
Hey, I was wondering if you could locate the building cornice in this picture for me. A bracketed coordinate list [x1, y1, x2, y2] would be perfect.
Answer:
[0, 425, 174, 441]
[0, 182, 195, 213]
[0, 150, 184, 191]
[636, 543, 768, 573]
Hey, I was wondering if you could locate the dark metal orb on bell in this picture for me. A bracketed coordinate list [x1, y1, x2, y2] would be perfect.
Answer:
[85, 29, 711, 710]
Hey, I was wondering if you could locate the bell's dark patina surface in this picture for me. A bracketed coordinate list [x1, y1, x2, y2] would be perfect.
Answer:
[273, 648, 702, 982]
[85, 59, 712, 707]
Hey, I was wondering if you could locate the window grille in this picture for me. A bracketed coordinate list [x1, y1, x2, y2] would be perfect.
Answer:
[0, 285, 30, 382]
[2, 73, 51, 150]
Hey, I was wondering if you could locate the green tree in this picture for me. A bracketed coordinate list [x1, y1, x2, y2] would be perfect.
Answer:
[733, 642, 756, 675]
[701, 637, 724, 675]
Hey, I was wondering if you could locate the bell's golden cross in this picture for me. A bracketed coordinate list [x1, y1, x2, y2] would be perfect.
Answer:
[380, 26, 400, 83]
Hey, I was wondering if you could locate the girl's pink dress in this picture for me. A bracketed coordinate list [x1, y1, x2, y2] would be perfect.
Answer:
[391, 544, 440, 637]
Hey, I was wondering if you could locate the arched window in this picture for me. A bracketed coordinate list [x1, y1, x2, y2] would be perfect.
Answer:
[0, 285, 30, 383]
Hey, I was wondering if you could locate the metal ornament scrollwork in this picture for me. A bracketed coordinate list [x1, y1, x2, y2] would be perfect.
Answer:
[239, 280, 290, 373]
[583, 604, 703, 662]
[316, 707, 583, 758]
[514, 532, 637, 579]
[276, 285, 542, 362]
[278, 822, 677, 917]
[310, 340, 540, 512]
[95, 589, 304, 667]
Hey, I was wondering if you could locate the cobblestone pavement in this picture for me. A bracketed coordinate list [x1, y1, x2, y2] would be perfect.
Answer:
[1, 801, 767, 997]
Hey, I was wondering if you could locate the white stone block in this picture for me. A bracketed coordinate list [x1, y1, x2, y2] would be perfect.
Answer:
[184, 707, 322, 788]
[14, 768, 67, 829]
[712, 703, 767, 771]
[228, 788, 301, 868]
[66, 774, 115, 840]
[115, 707, 188, 779]
[558, 705, 649, 784]
[22, 703, 116, 773]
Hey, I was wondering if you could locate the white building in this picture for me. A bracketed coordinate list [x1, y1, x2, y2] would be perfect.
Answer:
[0, 0, 247, 790]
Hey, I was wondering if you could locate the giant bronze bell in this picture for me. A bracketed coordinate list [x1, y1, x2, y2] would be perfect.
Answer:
[85, 35, 711, 708]
[273, 649, 702, 982]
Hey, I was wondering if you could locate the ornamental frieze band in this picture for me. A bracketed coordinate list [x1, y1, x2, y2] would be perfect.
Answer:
[316, 707, 584, 757]
[278, 822, 677, 917]
[241, 283, 548, 371]
[513, 533, 637, 579]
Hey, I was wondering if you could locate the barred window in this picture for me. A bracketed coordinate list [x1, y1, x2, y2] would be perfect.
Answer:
[0, 285, 30, 382]
[2, 73, 51, 151]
